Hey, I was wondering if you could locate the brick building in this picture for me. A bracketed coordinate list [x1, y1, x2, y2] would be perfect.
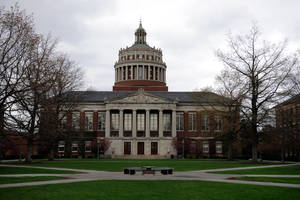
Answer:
[58, 22, 234, 158]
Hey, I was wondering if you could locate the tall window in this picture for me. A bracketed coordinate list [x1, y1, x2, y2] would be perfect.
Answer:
[138, 66, 143, 80]
[111, 113, 119, 131]
[188, 113, 196, 131]
[203, 143, 209, 153]
[216, 142, 222, 153]
[176, 113, 184, 131]
[150, 113, 158, 131]
[58, 141, 65, 153]
[59, 113, 67, 130]
[85, 141, 91, 152]
[163, 113, 171, 131]
[214, 116, 222, 131]
[150, 66, 153, 80]
[72, 112, 80, 130]
[123, 67, 126, 80]
[72, 142, 78, 152]
[98, 112, 105, 131]
[128, 66, 131, 79]
[201, 115, 209, 131]
[85, 112, 93, 131]
[124, 113, 132, 131]
[137, 113, 145, 131]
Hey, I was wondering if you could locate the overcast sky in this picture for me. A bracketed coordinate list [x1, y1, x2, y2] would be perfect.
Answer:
[2, 0, 300, 91]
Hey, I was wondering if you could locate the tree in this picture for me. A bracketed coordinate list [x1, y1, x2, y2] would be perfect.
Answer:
[216, 24, 297, 162]
[39, 53, 83, 161]
[215, 70, 243, 160]
[0, 4, 36, 159]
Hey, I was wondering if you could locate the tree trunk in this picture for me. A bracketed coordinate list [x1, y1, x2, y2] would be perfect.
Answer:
[25, 138, 33, 163]
[227, 144, 233, 161]
[48, 144, 55, 161]
[252, 144, 258, 162]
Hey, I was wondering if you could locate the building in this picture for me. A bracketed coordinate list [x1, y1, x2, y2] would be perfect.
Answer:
[59, 22, 232, 158]
[274, 94, 300, 160]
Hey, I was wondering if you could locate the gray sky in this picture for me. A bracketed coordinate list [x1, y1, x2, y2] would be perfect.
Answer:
[2, 0, 300, 91]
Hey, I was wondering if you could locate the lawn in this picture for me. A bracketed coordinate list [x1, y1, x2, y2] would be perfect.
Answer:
[0, 180, 299, 200]
[0, 176, 66, 184]
[23, 158, 276, 171]
[233, 176, 300, 184]
[214, 165, 300, 175]
[0, 166, 78, 174]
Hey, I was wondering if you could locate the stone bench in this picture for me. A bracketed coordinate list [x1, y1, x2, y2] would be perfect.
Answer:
[123, 166, 174, 175]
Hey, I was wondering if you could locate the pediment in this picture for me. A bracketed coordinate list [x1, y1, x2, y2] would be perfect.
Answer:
[110, 92, 173, 104]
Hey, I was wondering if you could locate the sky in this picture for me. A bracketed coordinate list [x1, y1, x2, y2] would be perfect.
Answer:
[2, 0, 300, 91]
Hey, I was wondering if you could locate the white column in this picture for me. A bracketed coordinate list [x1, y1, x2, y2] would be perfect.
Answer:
[135, 66, 138, 80]
[132, 109, 136, 137]
[105, 110, 110, 138]
[172, 110, 176, 137]
[130, 66, 133, 80]
[164, 69, 166, 83]
[159, 110, 163, 137]
[148, 66, 150, 80]
[146, 109, 150, 137]
[143, 65, 145, 80]
[119, 109, 123, 137]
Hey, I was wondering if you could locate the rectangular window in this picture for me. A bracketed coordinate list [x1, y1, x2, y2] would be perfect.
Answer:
[137, 113, 145, 131]
[138, 66, 143, 80]
[137, 142, 144, 155]
[216, 142, 222, 153]
[72, 112, 80, 130]
[151, 142, 158, 155]
[124, 113, 132, 131]
[59, 113, 67, 130]
[188, 113, 196, 131]
[201, 115, 210, 131]
[203, 143, 209, 153]
[176, 113, 184, 131]
[150, 113, 158, 131]
[163, 113, 171, 131]
[58, 141, 65, 153]
[98, 112, 105, 130]
[111, 113, 119, 131]
[72, 143, 78, 152]
[85, 141, 91, 152]
[128, 66, 131, 79]
[214, 116, 222, 131]
[85, 112, 93, 131]
[124, 142, 131, 155]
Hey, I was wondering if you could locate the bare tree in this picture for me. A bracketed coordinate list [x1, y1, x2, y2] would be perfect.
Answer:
[215, 70, 244, 160]
[39, 53, 83, 161]
[8, 35, 56, 163]
[216, 24, 297, 162]
[0, 5, 36, 159]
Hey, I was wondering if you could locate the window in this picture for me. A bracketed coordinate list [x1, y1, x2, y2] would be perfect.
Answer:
[151, 142, 158, 155]
[138, 66, 143, 80]
[59, 113, 67, 130]
[216, 142, 222, 153]
[85, 141, 91, 152]
[128, 66, 131, 79]
[150, 66, 153, 80]
[85, 112, 93, 131]
[72, 112, 80, 130]
[203, 143, 209, 153]
[72, 143, 78, 152]
[137, 142, 144, 155]
[137, 113, 145, 131]
[176, 113, 184, 131]
[137, 54, 141, 59]
[150, 113, 158, 131]
[188, 113, 196, 131]
[123, 67, 126, 80]
[111, 113, 119, 131]
[214, 116, 222, 131]
[201, 115, 209, 131]
[58, 141, 65, 153]
[124, 142, 131, 155]
[124, 113, 132, 131]
[98, 112, 105, 130]
[163, 113, 171, 131]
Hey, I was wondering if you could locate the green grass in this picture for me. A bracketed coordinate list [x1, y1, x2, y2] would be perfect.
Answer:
[0, 176, 66, 184]
[215, 165, 300, 175]
[0, 180, 299, 200]
[22, 158, 276, 172]
[234, 176, 300, 184]
[0, 166, 78, 174]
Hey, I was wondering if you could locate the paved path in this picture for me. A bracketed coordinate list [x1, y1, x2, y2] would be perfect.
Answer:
[0, 163, 300, 189]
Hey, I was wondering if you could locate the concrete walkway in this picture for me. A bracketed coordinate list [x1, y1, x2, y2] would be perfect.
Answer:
[0, 163, 300, 189]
